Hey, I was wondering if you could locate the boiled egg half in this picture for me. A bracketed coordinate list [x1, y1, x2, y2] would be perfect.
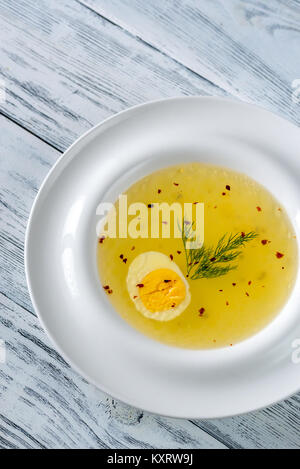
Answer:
[127, 251, 191, 321]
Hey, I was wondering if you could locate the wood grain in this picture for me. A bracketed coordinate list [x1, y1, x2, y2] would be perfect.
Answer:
[83, 0, 300, 125]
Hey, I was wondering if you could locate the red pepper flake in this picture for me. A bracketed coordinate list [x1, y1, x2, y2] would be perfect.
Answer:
[210, 257, 216, 262]
[222, 192, 226, 196]
[119, 254, 124, 259]
[122, 258, 127, 264]
[171, 303, 176, 308]
[232, 283, 236, 286]
[99, 236, 105, 244]
[213, 205, 217, 209]
[230, 344, 233, 347]
[177, 250, 181, 255]
[245, 292, 249, 297]
[226, 185, 231, 191]
[107, 289, 113, 294]
[219, 289, 223, 292]
[103, 285, 110, 290]
[131, 246, 135, 251]
[256, 206, 262, 212]
[164, 279, 171, 283]
[148, 203, 154, 208]
[248, 280, 252, 285]
[282, 266, 285, 270]
[170, 254, 174, 261]
[133, 296, 138, 299]
[276, 252, 284, 259]
[193, 201, 198, 205]
[198, 307, 205, 316]
[278, 207, 282, 211]
[261, 239, 269, 245]
[136, 283, 144, 288]
[158, 189, 161, 194]
[173, 182, 179, 186]
[226, 301, 229, 306]
[241, 232, 245, 238]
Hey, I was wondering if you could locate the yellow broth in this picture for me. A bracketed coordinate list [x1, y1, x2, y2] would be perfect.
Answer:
[97, 163, 298, 349]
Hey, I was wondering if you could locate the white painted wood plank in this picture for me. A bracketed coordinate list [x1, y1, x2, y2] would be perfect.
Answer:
[1, 114, 300, 448]
[0, 0, 226, 151]
[83, 0, 300, 125]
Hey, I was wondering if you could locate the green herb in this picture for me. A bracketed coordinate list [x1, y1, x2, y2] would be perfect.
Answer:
[182, 222, 258, 280]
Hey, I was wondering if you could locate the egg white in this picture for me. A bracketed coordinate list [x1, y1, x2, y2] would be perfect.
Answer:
[127, 251, 191, 321]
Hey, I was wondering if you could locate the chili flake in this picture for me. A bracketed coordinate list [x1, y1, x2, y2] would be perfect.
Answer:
[245, 292, 249, 297]
[256, 206, 262, 212]
[158, 189, 161, 194]
[226, 185, 231, 191]
[136, 283, 144, 288]
[241, 232, 245, 238]
[103, 285, 110, 290]
[148, 203, 154, 208]
[173, 182, 179, 186]
[248, 281, 252, 285]
[198, 307, 205, 316]
[122, 258, 127, 264]
[177, 250, 182, 254]
[131, 246, 135, 251]
[232, 283, 236, 286]
[107, 289, 113, 294]
[119, 254, 124, 259]
[261, 239, 269, 245]
[164, 279, 171, 283]
[226, 301, 229, 306]
[170, 254, 174, 261]
[276, 252, 284, 259]
[222, 192, 226, 196]
[99, 236, 105, 244]
[133, 296, 138, 299]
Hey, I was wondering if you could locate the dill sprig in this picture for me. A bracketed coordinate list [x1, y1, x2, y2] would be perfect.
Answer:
[182, 222, 258, 280]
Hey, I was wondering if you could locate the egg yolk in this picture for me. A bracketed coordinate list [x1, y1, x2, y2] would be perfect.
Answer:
[139, 268, 186, 313]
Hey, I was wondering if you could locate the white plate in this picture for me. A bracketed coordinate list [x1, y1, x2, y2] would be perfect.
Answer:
[25, 97, 300, 419]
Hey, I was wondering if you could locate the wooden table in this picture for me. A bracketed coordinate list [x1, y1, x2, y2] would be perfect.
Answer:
[1, 0, 300, 449]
